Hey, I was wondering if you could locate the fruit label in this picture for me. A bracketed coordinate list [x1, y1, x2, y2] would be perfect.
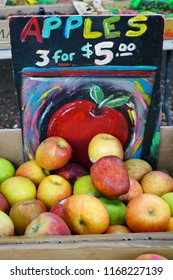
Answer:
[9, 15, 164, 169]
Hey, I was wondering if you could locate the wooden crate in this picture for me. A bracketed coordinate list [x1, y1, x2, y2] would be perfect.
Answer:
[0, 127, 173, 260]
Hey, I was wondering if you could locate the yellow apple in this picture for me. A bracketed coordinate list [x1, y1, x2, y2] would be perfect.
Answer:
[141, 170, 173, 196]
[0, 210, 14, 237]
[37, 175, 72, 210]
[15, 160, 48, 186]
[9, 199, 47, 235]
[0, 176, 37, 207]
[63, 194, 109, 234]
[35, 136, 73, 171]
[88, 133, 124, 163]
[124, 158, 152, 182]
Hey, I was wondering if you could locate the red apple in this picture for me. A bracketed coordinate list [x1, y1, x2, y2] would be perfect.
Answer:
[25, 212, 71, 236]
[104, 225, 132, 234]
[117, 176, 143, 203]
[141, 170, 173, 196]
[90, 155, 130, 199]
[50, 198, 67, 221]
[9, 199, 47, 235]
[55, 162, 88, 184]
[37, 175, 72, 210]
[0, 193, 10, 214]
[0, 210, 14, 237]
[88, 133, 124, 163]
[126, 193, 171, 232]
[63, 194, 109, 234]
[15, 160, 48, 186]
[124, 158, 153, 182]
[35, 136, 73, 171]
[135, 254, 168, 260]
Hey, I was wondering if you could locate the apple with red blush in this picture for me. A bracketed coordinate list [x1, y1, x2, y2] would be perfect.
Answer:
[15, 160, 48, 186]
[24, 212, 71, 236]
[0, 210, 14, 237]
[117, 176, 143, 204]
[0, 193, 10, 214]
[90, 155, 130, 199]
[50, 199, 67, 221]
[63, 194, 109, 234]
[35, 136, 73, 171]
[9, 199, 47, 235]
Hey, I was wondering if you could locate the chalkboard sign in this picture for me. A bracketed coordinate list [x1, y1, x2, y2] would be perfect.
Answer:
[9, 15, 164, 169]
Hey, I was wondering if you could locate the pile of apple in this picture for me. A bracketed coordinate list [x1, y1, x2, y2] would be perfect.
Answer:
[0, 132, 173, 238]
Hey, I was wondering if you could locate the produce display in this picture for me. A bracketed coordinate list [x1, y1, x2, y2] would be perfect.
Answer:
[0, 132, 173, 242]
[0, 4, 172, 261]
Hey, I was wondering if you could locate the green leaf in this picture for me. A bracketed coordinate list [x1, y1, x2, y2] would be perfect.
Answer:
[90, 86, 104, 104]
[106, 96, 130, 108]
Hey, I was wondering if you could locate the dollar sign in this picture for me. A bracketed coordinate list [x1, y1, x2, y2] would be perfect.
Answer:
[81, 42, 93, 59]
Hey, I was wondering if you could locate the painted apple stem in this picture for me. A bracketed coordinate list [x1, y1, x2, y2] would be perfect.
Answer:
[97, 94, 114, 109]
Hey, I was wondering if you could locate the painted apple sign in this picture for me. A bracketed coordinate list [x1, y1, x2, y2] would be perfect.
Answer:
[9, 15, 164, 170]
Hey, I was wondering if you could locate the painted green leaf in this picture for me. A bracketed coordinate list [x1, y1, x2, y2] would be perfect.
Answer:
[106, 96, 130, 108]
[150, 129, 160, 159]
[90, 86, 104, 104]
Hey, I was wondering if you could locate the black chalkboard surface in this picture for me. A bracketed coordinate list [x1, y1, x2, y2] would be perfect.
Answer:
[9, 14, 164, 169]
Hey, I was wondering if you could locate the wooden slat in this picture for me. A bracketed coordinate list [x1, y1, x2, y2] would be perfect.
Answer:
[0, 233, 173, 260]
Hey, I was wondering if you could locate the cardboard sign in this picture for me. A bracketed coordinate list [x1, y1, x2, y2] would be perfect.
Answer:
[9, 15, 164, 169]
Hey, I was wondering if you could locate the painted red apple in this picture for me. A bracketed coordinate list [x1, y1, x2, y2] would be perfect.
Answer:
[48, 86, 130, 169]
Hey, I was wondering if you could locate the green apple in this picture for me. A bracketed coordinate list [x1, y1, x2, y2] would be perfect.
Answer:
[99, 197, 126, 226]
[0, 158, 15, 184]
[73, 175, 102, 197]
[161, 192, 173, 216]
